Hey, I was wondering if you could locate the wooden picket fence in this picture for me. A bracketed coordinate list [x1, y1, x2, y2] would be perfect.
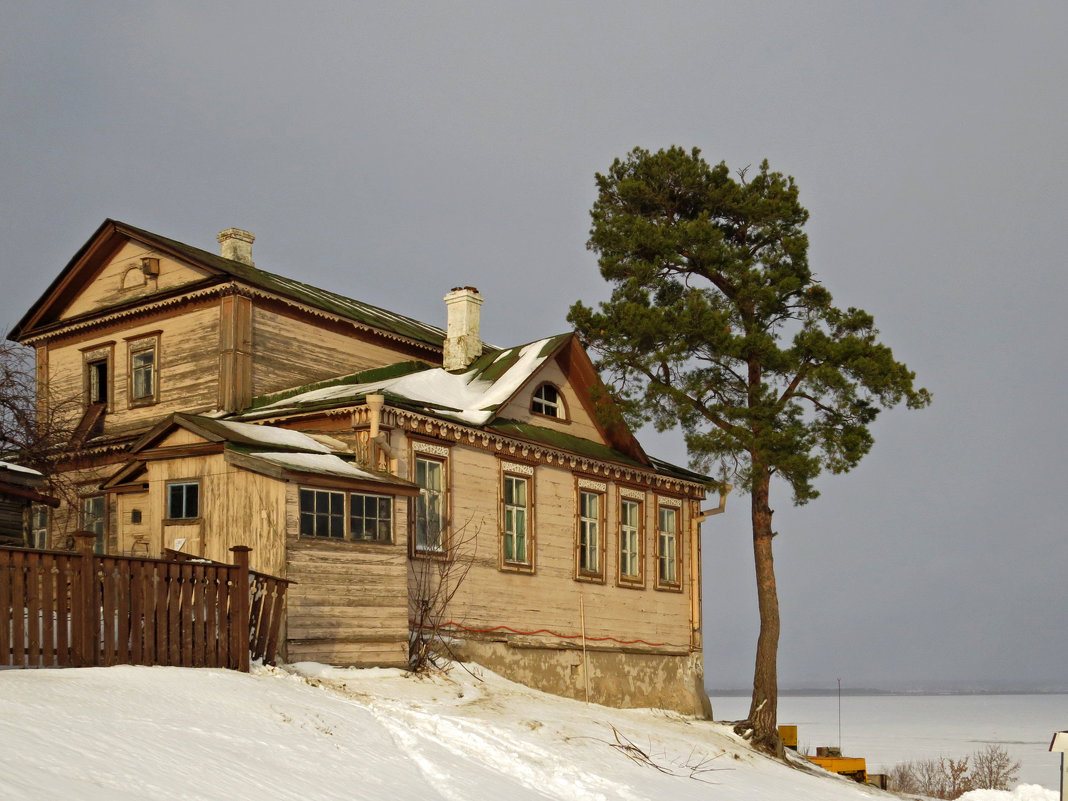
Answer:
[0, 533, 289, 671]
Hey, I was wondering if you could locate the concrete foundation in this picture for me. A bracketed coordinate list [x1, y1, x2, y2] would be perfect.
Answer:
[447, 636, 713, 718]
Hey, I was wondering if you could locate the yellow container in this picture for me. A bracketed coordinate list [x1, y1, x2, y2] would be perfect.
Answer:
[778, 725, 798, 749]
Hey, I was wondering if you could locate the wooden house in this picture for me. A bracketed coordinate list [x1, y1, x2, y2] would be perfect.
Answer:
[0, 461, 58, 547]
[7, 220, 720, 715]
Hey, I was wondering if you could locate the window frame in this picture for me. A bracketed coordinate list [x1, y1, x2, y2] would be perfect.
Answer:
[531, 382, 567, 421]
[126, 333, 160, 407]
[165, 480, 200, 522]
[500, 461, 535, 572]
[80, 342, 115, 410]
[299, 487, 346, 539]
[575, 478, 606, 582]
[617, 487, 645, 587]
[297, 487, 395, 543]
[655, 498, 683, 591]
[349, 491, 394, 543]
[30, 504, 49, 550]
[411, 441, 450, 557]
[81, 495, 106, 555]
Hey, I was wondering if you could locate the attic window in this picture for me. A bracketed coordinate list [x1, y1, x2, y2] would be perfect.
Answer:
[531, 384, 566, 420]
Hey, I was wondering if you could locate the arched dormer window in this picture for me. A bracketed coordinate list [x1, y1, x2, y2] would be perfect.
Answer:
[531, 383, 566, 420]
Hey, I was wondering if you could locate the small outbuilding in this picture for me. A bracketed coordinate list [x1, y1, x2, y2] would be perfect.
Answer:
[0, 461, 59, 547]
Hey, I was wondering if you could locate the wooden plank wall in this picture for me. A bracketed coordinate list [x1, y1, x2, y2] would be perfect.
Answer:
[250, 306, 431, 399]
[284, 483, 410, 668]
[414, 441, 696, 653]
[43, 304, 222, 438]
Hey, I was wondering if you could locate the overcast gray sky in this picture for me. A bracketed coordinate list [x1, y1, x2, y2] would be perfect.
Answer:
[3, 2, 1066, 691]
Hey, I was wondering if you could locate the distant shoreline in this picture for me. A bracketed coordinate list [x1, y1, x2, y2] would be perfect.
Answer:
[707, 687, 1068, 697]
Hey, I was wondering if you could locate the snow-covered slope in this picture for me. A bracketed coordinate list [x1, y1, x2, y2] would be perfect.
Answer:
[0, 663, 1054, 801]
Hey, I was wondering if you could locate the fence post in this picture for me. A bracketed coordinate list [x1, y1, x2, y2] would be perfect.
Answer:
[71, 531, 97, 667]
[229, 546, 251, 672]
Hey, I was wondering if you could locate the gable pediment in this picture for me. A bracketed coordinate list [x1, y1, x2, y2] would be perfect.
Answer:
[493, 335, 648, 465]
[58, 241, 211, 322]
[10, 220, 226, 341]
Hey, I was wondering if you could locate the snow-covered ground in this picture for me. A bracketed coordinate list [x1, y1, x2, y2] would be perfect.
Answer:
[0, 663, 1056, 801]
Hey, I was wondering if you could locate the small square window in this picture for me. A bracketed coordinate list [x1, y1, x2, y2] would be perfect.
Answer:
[299, 488, 344, 538]
[350, 492, 392, 542]
[167, 482, 199, 520]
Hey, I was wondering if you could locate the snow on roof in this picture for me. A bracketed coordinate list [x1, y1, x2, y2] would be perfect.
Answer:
[260, 337, 561, 426]
[211, 420, 333, 453]
[0, 460, 42, 476]
[247, 452, 384, 481]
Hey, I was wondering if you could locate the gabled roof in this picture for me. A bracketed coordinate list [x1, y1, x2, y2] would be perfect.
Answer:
[246, 334, 570, 425]
[241, 333, 651, 466]
[10, 219, 494, 353]
[104, 413, 417, 495]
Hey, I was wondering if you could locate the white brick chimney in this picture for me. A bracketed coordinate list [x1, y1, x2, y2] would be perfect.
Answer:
[443, 286, 483, 371]
[217, 228, 255, 266]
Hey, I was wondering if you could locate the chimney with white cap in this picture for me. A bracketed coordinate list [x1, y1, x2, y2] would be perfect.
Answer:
[217, 228, 255, 266]
[443, 286, 483, 371]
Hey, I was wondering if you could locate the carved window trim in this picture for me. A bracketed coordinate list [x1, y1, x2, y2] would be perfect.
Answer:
[126, 332, 160, 407]
[500, 461, 535, 572]
[617, 487, 645, 588]
[655, 497, 683, 592]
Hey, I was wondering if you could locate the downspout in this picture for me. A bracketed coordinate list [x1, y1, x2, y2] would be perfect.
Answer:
[365, 394, 398, 475]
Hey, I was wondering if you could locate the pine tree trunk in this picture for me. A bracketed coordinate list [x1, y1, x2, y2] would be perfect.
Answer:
[746, 468, 782, 755]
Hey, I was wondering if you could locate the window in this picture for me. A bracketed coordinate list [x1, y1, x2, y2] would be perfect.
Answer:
[299, 488, 345, 538]
[531, 383, 565, 419]
[619, 497, 642, 582]
[657, 504, 680, 587]
[503, 474, 530, 565]
[578, 488, 603, 577]
[167, 481, 200, 520]
[30, 504, 49, 549]
[414, 455, 446, 552]
[82, 496, 105, 554]
[350, 493, 392, 542]
[87, 358, 108, 405]
[299, 488, 394, 542]
[128, 337, 157, 404]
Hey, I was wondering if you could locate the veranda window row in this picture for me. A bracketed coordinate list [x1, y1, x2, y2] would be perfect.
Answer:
[299, 488, 393, 543]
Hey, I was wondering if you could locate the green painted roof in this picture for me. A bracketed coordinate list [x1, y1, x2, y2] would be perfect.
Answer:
[120, 222, 497, 351]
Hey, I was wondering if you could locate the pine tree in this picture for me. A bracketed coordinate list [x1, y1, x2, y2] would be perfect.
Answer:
[569, 146, 930, 752]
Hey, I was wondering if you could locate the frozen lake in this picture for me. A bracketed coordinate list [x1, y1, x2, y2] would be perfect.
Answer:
[710, 693, 1066, 791]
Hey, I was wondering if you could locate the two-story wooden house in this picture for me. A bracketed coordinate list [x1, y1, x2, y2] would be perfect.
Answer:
[8, 219, 719, 715]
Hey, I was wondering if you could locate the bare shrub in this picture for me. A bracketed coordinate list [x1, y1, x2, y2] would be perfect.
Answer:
[0, 339, 84, 542]
[969, 744, 1021, 791]
[888, 745, 1019, 798]
[407, 516, 480, 671]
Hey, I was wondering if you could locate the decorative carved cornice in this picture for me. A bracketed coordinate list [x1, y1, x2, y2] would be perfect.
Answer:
[252, 404, 707, 497]
[24, 281, 442, 354]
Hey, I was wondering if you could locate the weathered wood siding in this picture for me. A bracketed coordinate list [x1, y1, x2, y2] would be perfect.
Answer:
[42, 303, 222, 437]
[0, 498, 25, 546]
[284, 481, 410, 668]
[250, 306, 431, 398]
[60, 243, 210, 320]
[111, 441, 287, 576]
[406, 435, 696, 653]
[498, 360, 605, 444]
